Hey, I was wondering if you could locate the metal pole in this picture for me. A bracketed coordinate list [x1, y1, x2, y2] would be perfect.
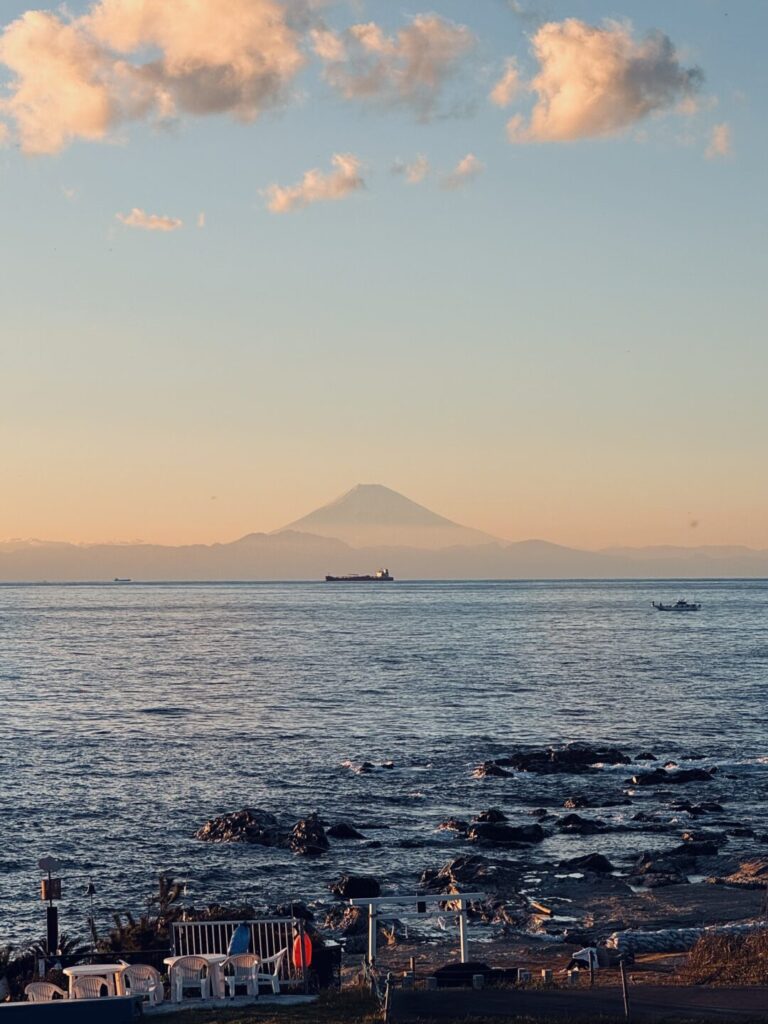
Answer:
[458, 901, 468, 964]
[619, 958, 631, 1022]
[368, 905, 377, 967]
[297, 918, 308, 994]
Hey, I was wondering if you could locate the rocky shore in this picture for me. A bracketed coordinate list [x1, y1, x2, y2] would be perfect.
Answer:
[193, 743, 768, 959]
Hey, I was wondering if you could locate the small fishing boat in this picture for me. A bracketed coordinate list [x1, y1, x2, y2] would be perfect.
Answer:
[652, 599, 701, 612]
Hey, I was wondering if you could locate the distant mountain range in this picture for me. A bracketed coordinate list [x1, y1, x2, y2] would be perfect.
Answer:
[1, 484, 767, 581]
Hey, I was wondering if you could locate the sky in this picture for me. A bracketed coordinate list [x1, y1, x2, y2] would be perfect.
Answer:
[0, 0, 766, 550]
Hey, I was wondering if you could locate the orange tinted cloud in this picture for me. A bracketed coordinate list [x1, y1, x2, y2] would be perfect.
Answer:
[117, 207, 183, 231]
[0, 0, 304, 154]
[314, 14, 475, 119]
[264, 153, 364, 213]
[507, 19, 701, 143]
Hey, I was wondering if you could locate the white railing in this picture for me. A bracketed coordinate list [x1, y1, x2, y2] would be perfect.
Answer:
[170, 918, 305, 988]
[348, 893, 486, 966]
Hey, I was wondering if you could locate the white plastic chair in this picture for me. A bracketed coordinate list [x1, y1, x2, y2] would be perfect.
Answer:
[122, 964, 165, 1006]
[168, 956, 210, 1003]
[255, 948, 287, 994]
[222, 953, 261, 997]
[25, 982, 68, 1002]
[72, 976, 109, 999]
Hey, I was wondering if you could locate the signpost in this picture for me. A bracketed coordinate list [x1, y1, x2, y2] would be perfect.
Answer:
[38, 857, 61, 958]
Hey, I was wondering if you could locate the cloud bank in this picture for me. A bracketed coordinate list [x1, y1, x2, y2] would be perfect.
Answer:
[0, 0, 304, 154]
[507, 18, 702, 143]
[116, 208, 183, 231]
[312, 14, 475, 119]
[264, 153, 364, 213]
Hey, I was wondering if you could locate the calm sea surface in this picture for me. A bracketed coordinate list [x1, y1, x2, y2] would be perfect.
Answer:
[1, 579, 767, 944]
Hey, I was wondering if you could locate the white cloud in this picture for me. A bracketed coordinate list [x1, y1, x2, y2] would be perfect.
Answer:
[706, 121, 731, 159]
[441, 152, 484, 189]
[314, 14, 475, 119]
[392, 154, 429, 184]
[116, 207, 183, 231]
[0, 0, 304, 154]
[489, 58, 520, 108]
[264, 153, 364, 213]
[507, 18, 702, 143]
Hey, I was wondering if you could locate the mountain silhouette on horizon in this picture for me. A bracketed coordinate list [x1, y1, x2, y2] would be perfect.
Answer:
[276, 483, 503, 550]
[2, 482, 768, 581]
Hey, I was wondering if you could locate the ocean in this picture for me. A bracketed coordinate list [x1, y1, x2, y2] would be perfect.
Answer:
[1, 579, 767, 945]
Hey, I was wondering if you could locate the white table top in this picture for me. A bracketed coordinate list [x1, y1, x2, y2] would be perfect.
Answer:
[63, 964, 126, 977]
[164, 954, 227, 966]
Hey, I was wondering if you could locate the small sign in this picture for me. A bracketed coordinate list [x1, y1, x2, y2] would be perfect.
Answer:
[41, 878, 62, 902]
[38, 857, 61, 874]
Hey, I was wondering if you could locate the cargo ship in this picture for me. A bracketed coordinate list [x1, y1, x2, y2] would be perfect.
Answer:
[325, 568, 394, 582]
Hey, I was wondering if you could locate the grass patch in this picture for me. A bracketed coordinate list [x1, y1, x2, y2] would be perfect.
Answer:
[683, 932, 768, 986]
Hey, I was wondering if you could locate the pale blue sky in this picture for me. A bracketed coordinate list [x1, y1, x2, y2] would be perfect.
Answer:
[0, 0, 766, 547]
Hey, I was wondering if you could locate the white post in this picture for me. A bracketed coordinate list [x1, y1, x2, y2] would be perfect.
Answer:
[367, 904, 377, 966]
[458, 900, 468, 964]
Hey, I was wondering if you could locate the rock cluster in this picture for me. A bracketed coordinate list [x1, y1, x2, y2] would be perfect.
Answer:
[195, 808, 330, 855]
[194, 808, 283, 846]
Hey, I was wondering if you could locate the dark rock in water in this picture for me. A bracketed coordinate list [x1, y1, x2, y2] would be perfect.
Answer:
[358, 761, 375, 773]
[635, 752, 658, 761]
[563, 795, 592, 809]
[670, 799, 724, 815]
[529, 808, 550, 819]
[496, 744, 630, 775]
[467, 822, 544, 846]
[558, 853, 615, 874]
[632, 811, 660, 823]
[631, 767, 713, 787]
[728, 827, 755, 838]
[289, 814, 329, 856]
[472, 761, 513, 779]
[680, 830, 727, 847]
[629, 852, 689, 888]
[327, 822, 366, 840]
[420, 854, 521, 895]
[628, 838, 719, 888]
[322, 904, 367, 934]
[473, 808, 507, 823]
[557, 813, 607, 835]
[329, 873, 381, 899]
[273, 901, 314, 921]
[438, 818, 470, 834]
[381, 761, 395, 769]
[194, 808, 285, 846]
[668, 840, 720, 859]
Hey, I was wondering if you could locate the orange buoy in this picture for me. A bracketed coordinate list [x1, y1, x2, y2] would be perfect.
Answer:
[293, 932, 312, 969]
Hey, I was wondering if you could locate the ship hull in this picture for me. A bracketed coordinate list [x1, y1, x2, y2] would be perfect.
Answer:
[325, 576, 394, 582]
